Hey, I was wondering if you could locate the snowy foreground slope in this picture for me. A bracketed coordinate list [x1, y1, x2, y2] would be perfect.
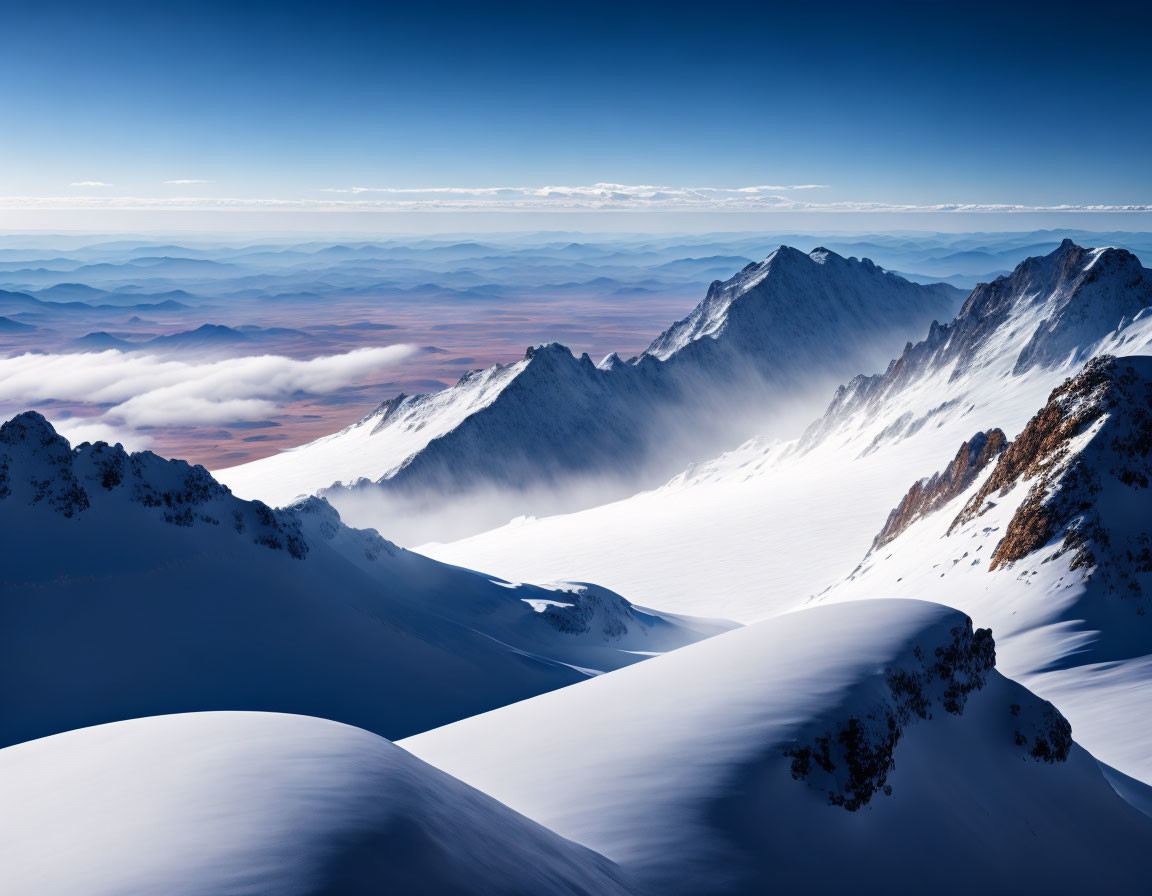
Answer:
[0, 412, 726, 748]
[404, 600, 1152, 895]
[219, 247, 959, 516]
[0, 712, 631, 896]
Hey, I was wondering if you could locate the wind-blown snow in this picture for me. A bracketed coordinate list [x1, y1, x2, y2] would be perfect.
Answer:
[218, 248, 960, 514]
[219, 353, 529, 505]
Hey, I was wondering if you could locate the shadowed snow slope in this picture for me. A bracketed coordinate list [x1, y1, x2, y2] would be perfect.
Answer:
[218, 248, 959, 510]
[0, 712, 631, 896]
[0, 411, 728, 749]
[403, 600, 1152, 895]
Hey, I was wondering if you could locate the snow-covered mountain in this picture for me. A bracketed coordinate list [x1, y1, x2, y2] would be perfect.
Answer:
[799, 239, 1152, 448]
[427, 241, 1152, 616]
[0, 411, 727, 749]
[218, 248, 961, 523]
[1, 712, 631, 896]
[424, 241, 1152, 783]
[642, 246, 959, 371]
[822, 355, 1152, 777]
[404, 599, 1152, 894]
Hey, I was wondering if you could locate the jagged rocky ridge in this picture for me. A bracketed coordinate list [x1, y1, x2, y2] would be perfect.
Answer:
[220, 247, 960, 507]
[858, 355, 1152, 602]
[951, 356, 1152, 592]
[0, 410, 308, 556]
[0, 411, 728, 748]
[870, 428, 1007, 551]
[799, 240, 1152, 451]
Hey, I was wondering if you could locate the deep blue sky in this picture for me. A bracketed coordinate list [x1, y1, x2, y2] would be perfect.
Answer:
[2, 0, 1150, 228]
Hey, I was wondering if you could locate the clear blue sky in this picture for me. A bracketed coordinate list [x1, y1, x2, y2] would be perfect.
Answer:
[2, 0, 1150, 229]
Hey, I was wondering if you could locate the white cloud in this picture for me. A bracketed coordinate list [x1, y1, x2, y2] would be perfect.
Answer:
[164, 179, 214, 185]
[4, 186, 1151, 214]
[52, 418, 153, 452]
[319, 183, 830, 200]
[69, 181, 113, 187]
[0, 345, 417, 432]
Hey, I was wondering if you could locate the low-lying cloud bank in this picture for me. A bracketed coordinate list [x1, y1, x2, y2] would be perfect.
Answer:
[0, 345, 416, 448]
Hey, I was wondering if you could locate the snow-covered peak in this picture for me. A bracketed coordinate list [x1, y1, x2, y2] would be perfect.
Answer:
[949, 239, 1151, 375]
[218, 250, 960, 517]
[799, 241, 1152, 453]
[640, 245, 940, 363]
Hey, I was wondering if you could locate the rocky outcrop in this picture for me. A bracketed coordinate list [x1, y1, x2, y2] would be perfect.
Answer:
[0, 411, 308, 558]
[784, 618, 1069, 811]
[950, 357, 1152, 581]
[871, 429, 1007, 551]
[538, 584, 638, 639]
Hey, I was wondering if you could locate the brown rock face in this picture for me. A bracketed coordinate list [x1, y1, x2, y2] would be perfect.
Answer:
[871, 429, 1007, 551]
[950, 355, 1152, 573]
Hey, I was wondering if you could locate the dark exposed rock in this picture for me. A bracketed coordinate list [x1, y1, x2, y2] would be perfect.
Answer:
[1027, 705, 1074, 763]
[949, 357, 1152, 586]
[871, 429, 1007, 551]
[785, 619, 995, 811]
[1010, 699, 1074, 764]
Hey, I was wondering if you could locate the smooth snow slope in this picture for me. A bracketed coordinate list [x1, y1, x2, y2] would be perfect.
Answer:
[404, 600, 1152, 895]
[0, 712, 631, 896]
[218, 247, 960, 510]
[0, 412, 728, 749]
